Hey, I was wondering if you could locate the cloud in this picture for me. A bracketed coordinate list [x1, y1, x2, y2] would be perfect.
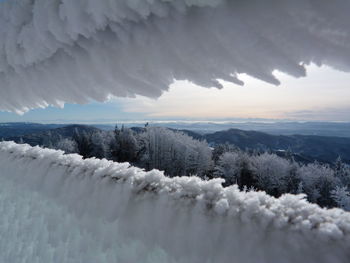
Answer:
[112, 65, 350, 121]
[284, 107, 350, 121]
[1, 0, 350, 113]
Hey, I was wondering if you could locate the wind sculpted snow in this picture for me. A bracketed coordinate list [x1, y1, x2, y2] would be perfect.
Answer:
[1, 0, 350, 113]
[0, 141, 349, 262]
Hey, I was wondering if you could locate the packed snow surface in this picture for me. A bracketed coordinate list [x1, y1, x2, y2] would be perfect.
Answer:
[0, 141, 349, 262]
[1, 0, 350, 113]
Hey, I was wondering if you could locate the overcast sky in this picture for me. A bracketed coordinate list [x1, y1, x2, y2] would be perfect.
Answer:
[1, 64, 350, 123]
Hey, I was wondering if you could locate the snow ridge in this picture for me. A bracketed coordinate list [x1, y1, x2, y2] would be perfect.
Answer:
[1, 0, 350, 112]
[0, 141, 349, 262]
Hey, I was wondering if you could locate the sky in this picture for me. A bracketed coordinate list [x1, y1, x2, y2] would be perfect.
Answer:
[1, 64, 350, 123]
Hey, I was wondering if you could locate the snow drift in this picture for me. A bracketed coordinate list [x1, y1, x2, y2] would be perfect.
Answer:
[1, 0, 350, 113]
[0, 141, 349, 263]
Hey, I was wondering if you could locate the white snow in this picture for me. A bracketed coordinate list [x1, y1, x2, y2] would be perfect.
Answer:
[0, 141, 349, 262]
[1, 0, 350, 113]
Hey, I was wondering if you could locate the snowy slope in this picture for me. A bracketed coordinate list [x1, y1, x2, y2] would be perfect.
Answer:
[0, 141, 349, 262]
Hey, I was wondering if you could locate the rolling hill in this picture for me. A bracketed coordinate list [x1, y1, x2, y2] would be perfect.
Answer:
[203, 129, 350, 163]
[2, 123, 350, 164]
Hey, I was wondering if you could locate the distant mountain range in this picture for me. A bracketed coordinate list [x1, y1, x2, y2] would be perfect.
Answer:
[202, 129, 350, 164]
[4, 125, 99, 147]
[0, 123, 65, 138]
[79, 121, 350, 138]
[1, 122, 350, 164]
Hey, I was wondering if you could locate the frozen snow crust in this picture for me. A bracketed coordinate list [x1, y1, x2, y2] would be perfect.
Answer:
[1, 0, 350, 113]
[0, 141, 350, 262]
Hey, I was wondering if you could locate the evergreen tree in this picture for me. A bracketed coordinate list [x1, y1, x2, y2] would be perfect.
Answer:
[73, 130, 93, 158]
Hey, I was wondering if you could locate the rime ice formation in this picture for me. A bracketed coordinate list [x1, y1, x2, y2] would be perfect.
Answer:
[0, 141, 349, 263]
[1, 0, 350, 113]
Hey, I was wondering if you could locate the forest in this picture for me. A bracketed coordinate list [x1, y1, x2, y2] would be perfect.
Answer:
[47, 125, 350, 211]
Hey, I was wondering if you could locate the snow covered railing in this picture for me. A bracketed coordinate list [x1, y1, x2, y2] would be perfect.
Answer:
[0, 141, 349, 262]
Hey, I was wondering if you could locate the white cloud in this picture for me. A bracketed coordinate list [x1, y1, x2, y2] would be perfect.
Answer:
[115, 65, 350, 120]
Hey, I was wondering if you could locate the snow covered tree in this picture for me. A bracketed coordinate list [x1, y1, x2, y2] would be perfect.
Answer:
[113, 126, 139, 163]
[138, 127, 212, 177]
[55, 138, 78, 154]
[89, 131, 115, 159]
[331, 186, 350, 211]
[298, 162, 339, 207]
[250, 153, 291, 196]
[284, 161, 301, 194]
[213, 150, 256, 188]
[73, 130, 93, 158]
[214, 152, 242, 185]
[334, 157, 350, 187]
[212, 143, 238, 163]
